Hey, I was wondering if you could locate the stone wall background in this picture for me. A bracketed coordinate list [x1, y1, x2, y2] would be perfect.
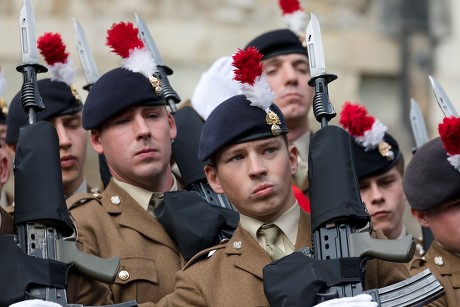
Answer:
[1, 0, 459, 237]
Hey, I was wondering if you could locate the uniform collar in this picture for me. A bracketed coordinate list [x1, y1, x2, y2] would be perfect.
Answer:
[239, 201, 300, 246]
[113, 176, 178, 211]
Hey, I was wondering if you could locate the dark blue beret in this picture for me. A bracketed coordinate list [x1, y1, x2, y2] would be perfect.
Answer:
[403, 137, 460, 211]
[245, 29, 307, 60]
[6, 79, 83, 144]
[83, 67, 166, 130]
[198, 94, 289, 162]
[352, 133, 401, 180]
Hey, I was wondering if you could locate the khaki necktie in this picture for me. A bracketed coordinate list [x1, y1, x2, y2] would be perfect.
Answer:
[148, 192, 164, 217]
[258, 224, 286, 260]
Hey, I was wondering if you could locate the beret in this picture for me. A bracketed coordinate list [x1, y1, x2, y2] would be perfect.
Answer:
[83, 67, 166, 130]
[244, 29, 307, 60]
[6, 79, 83, 144]
[403, 137, 460, 210]
[198, 94, 288, 162]
[352, 133, 401, 180]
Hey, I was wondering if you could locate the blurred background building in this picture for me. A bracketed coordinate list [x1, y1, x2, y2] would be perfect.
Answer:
[0, 0, 457, 233]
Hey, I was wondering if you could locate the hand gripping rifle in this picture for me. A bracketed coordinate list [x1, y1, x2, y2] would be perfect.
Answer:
[0, 1, 129, 306]
[263, 13, 444, 307]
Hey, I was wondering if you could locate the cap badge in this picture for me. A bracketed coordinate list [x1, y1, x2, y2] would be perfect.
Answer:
[266, 110, 281, 136]
[149, 75, 162, 96]
[378, 141, 394, 161]
[70, 84, 82, 102]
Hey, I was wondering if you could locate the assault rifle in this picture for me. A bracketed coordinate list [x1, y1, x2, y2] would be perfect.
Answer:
[263, 13, 444, 306]
[0, 1, 132, 306]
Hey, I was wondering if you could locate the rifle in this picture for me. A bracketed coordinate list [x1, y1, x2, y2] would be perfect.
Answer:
[135, 13, 180, 113]
[263, 13, 444, 306]
[409, 98, 434, 252]
[0, 1, 131, 306]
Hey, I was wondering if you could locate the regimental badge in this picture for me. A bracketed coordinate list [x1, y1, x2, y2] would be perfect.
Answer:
[266, 110, 281, 136]
[70, 84, 82, 102]
[232, 241, 242, 249]
[378, 141, 394, 161]
[149, 75, 162, 96]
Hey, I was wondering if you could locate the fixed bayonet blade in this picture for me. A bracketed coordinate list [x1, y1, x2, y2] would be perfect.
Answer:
[429, 75, 459, 117]
[19, 0, 39, 64]
[306, 13, 326, 79]
[410, 98, 429, 149]
[135, 13, 165, 68]
[74, 18, 100, 86]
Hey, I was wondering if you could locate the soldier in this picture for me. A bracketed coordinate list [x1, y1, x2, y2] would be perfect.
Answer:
[403, 116, 460, 306]
[156, 47, 408, 306]
[340, 102, 423, 255]
[6, 33, 96, 199]
[0, 68, 13, 208]
[244, 29, 312, 196]
[65, 21, 184, 305]
[0, 140, 12, 234]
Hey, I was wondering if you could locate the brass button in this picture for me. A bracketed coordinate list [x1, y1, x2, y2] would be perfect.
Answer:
[118, 270, 130, 281]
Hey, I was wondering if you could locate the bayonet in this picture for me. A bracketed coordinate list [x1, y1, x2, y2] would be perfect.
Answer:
[19, 0, 39, 65]
[306, 13, 337, 127]
[17, 0, 47, 121]
[429, 75, 459, 117]
[135, 13, 180, 113]
[410, 98, 429, 150]
[74, 18, 100, 90]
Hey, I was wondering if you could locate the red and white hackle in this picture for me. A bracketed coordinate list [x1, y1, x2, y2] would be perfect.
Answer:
[339, 101, 388, 151]
[37, 32, 75, 86]
[439, 116, 460, 172]
[106, 21, 157, 79]
[232, 46, 276, 113]
[278, 0, 307, 36]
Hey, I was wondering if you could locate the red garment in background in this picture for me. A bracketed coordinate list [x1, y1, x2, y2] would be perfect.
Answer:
[292, 184, 310, 213]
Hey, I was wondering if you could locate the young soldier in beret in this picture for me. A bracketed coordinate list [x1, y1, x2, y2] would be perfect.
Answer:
[6, 33, 95, 199]
[245, 29, 312, 196]
[340, 102, 424, 256]
[403, 117, 460, 306]
[64, 22, 186, 305]
[155, 47, 408, 307]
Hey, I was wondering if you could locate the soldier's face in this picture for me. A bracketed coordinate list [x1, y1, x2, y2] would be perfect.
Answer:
[263, 54, 313, 134]
[49, 112, 87, 196]
[359, 167, 406, 240]
[413, 198, 460, 253]
[205, 136, 298, 223]
[91, 105, 176, 191]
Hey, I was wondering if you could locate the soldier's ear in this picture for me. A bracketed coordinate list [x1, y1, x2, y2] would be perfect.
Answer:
[204, 164, 224, 194]
[411, 208, 429, 227]
[0, 150, 8, 184]
[90, 129, 104, 155]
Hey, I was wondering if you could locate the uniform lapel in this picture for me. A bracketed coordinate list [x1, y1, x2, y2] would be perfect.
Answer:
[227, 226, 272, 279]
[102, 181, 178, 251]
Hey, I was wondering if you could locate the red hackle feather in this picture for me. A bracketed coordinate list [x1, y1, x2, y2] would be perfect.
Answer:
[279, 0, 303, 15]
[37, 32, 69, 65]
[339, 101, 375, 137]
[232, 46, 264, 86]
[106, 22, 144, 59]
[439, 116, 460, 155]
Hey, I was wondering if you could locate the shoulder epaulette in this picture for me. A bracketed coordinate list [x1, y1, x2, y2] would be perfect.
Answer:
[67, 192, 102, 210]
[183, 242, 228, 270]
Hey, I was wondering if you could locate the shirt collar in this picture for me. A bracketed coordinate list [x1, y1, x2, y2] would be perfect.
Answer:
[240, 200, 300, 245]
[113, 176, 178, 211]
